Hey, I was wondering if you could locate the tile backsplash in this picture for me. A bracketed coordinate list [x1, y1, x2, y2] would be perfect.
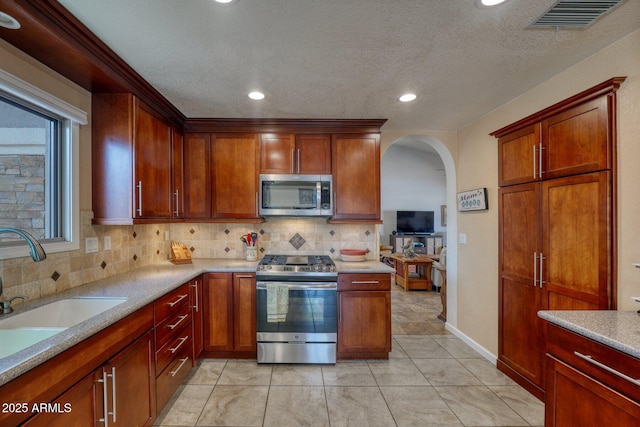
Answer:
[0, 212, 379, 304]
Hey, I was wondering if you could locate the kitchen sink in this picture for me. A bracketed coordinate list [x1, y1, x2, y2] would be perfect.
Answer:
[0, 297, 126, 358]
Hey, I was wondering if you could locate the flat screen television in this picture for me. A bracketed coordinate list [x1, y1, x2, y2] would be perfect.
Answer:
[396, 210, 434, 234]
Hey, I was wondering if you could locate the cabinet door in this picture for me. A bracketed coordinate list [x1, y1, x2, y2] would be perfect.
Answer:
[338, 291, 390, 354]
[498, 183, 545, 397]
[22, 372, 100, 427]
[332, 134, 381, 221]
[542, 96, 610, 180]
[183, 133, 212, 218]
[259, 133, 295, 174]
[546, 356, 640, 427]
[212, 133, 260, 219]
[104, 330, 155, 427]
[541, 171, 612, 310]
[233, 273, 257, 352]
[296, 134, 331, 174]
[191, 276, 204, 359]
[171, 128, 184, 218]
[498, 124, 540, 186]
[134, 103, 172, 218]
[203, 273, 234, 351]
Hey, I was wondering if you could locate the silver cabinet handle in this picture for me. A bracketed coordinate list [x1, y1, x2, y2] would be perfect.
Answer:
[533, 145, 537, 180]
[174, 189, 180, 216]
[539, 142, 544, 178]
[170, 357, 189, 377]
[136, 181, 142, 216]
[167, 314, 188, 330]
[191, 281, 199, 312]
[574, 351, 640, 386]
[297, 149, 301, 174]
[110, 367, 117, 423]
[169, 336, 189, 353]
[291, 149, 295, 174]
[539, 253, 545, 287]
[351, 280, 380, 284]
[533, 252, 538, 287]
[167, 293, 188, 307]
[98, 371, 109, 426]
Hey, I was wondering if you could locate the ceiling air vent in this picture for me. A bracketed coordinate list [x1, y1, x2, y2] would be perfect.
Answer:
[528, 0, 627, 29]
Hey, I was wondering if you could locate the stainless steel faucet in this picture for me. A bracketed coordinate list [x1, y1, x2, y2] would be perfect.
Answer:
[0, 227, 47, 313]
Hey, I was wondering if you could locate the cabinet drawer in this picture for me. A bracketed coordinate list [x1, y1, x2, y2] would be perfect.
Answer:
[156, 301, 191, 348]
[547, 324, 640, 401]
[338, 273, 391, 291]
[156, 339, 193, 411]
[155, 284, 190, 321]
[156, 320, 193, 375]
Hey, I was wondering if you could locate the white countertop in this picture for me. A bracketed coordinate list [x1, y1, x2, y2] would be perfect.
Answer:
[538, 310, 640, 359]
[0, 258, 392, 386]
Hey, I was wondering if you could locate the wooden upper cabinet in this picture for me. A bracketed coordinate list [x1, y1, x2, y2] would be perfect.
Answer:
[212, 133, 260, 219]
[134, 102, 173, 219]
[331, 134, 381, 222]
[183, 133, 212, 219]
[542, 96, 610, 180]
[259, 133, 331, 174]
[92, 93, 180, 224]
[498, 124, 541, 187]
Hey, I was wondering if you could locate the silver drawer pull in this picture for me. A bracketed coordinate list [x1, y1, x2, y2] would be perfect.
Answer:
[574, 351, 640, 386]
[169, 336, 189, 353]
[170, 357, 189, 377]
[167, 314, 188, 330]
[351, 280, 380, 284]
[167, 293, 188, 307]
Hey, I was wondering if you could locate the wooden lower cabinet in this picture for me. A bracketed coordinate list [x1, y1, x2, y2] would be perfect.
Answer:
[545, 324, 640, 426]
[202, 272, 257, 357]
[337, 273, 391, 359]
[23, 330, 155, 427]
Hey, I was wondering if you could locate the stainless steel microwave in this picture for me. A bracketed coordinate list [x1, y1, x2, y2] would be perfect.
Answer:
[259, 174, 332, 217]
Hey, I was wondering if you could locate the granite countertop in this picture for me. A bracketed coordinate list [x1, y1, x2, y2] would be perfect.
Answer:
[0, 258, 392, 386]
[538, 310, 640, 359]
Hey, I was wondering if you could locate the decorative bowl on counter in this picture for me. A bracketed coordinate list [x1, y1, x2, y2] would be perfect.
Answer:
[340, 249, 366, 262]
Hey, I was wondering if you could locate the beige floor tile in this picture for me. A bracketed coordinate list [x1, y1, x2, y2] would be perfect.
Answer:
[270, 364, 324, 385]
[156, 384, 213, 426]
[196, 385, 268, 426]
[368, 358, 431, 386]
[380, 386, 463, 427]
[187, 359, 227, 385]
[394, 336, 453, 359]
[216, 359, 273, 385]
[263, 386, 329, 426]
[413, 359, 483, 386]
[459, 358, 516, 386]
[434, 338, 484, 359]
[325, 386, 397, 427]
[322, 361, 377, 386]
[489, 385, 545, 426]
[435, 386, 529, 426]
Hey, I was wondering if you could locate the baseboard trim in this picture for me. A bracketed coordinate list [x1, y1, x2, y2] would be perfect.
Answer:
[444, 322, 497, 364]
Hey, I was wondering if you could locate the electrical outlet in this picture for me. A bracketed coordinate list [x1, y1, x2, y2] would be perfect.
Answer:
[85, 237, 99, 253]
[459, 233, 467, 245]
[103, 236, 111, 251]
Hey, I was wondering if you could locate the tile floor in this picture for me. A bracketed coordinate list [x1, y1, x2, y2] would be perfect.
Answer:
[154, 285, 544, 427]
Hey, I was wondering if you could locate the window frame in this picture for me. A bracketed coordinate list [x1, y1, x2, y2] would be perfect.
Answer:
[0, 68, 86, 260]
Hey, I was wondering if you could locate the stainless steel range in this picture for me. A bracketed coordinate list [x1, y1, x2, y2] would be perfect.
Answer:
[256, 255, 337, 364]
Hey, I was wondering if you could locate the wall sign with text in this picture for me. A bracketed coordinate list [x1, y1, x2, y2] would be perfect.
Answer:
[457, 188, 488, 212]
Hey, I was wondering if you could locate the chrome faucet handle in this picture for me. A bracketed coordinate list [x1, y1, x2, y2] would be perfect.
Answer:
[1, 295, 27, 314]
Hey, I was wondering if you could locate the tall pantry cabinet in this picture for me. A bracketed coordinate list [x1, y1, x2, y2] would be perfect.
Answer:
[492, 78, 625, 400]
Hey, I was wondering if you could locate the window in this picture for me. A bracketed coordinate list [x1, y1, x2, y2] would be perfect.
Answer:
[0, 68, 86, 259]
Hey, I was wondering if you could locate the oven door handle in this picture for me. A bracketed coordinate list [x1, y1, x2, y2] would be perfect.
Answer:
[256, 282, 337, 291]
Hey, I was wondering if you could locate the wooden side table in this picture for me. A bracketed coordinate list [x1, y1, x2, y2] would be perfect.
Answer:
[390, 254, 434, 291]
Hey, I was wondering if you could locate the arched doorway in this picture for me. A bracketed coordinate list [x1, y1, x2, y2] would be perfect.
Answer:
[381, 135, 457, 327]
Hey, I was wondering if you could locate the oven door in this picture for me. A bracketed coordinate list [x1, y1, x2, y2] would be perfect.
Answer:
[256, 281, 337, 342]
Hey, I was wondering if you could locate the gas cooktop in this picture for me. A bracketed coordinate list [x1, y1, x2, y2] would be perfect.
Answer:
[257, 254, 337, 274]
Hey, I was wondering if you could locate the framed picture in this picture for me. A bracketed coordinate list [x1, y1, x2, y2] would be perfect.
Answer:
[441, 205, 447, 226]
[457, 188, 488, 212]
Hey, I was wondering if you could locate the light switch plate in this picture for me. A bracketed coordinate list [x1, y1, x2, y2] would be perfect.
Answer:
[459, 233, 467, 244]
[103, 236, 111, 251]
[85, 237, 98, 253]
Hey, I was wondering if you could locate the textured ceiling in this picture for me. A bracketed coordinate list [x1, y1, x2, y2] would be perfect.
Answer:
[57, 0, 640, 131]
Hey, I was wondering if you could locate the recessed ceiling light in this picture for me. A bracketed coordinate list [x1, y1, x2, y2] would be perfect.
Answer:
[0, 11, 21, 30]
[476, 0, 509, 7]
[248, 91, 265, 100]
[399, 93, 417, 102]
[214, 0, 235, 3]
